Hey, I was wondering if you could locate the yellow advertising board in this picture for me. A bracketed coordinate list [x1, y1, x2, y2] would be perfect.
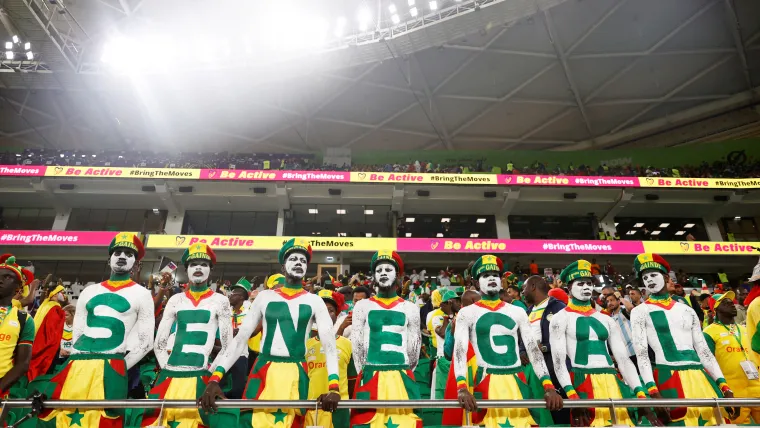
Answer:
[45, 166, 199, 180]
[643, 241, 760, 255]
[637, 177, 760, 189]
[349, 172, 498, 185]
[146, 235, 395, 252]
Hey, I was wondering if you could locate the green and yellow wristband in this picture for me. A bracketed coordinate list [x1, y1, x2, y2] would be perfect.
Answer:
[456, 376, 468, 391]
[328, 374, 340, 392]
[209, 367, 226, 384]
[562, 385, 579, 400]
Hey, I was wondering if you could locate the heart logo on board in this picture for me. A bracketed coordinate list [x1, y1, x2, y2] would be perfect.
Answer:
[680, 242, 689, 252]
[54, 167, 63, 175]
[208, 170, 217, 178]
[645, 178, 654, 185]
[430, 241, 439, 250]
[175, 236, 186, 246]
[504, 176, 513, 184]
[358, 173, 366, 180]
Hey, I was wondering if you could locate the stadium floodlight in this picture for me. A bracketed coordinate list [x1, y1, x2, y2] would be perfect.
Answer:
[470, 233, 479, 238]
[436, 233, 443, 237]
[675, 230, 686, 236]
[358, 7, 372, 31]
[12, 35, 18, 43]
[441, 218, 450, 222]
[476, 218, 486, 223]
[405, 217, 415, 222]
[659, 223, 669, 228]
[388, 3, 397, 13]
[364, 209, 374, 215]
[650, 230, 661, 236]
[25, 51, 32, 60]
[391, 14, 400, 24]
[734, 216, 741, 220]
[4, 42, 10, 49]
[410, 7, 418, 16]
[308, 209, 319, 214]
[405, 233, 412, 237]
[408, 0, 415, 5]
[4, 51, 12, 60]
[429, 1, 438, 10]
[626, 230, 636, 235]
[365, 233, 372, 237]
[684, 223, 695, 228]
[23, 42, 30, 50]
[334, 16, 346, 37]
[336, 209, 347, 214]
[633, 223, 644, 228]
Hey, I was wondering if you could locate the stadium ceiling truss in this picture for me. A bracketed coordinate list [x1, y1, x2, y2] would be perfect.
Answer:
[0, 0, 758, 153]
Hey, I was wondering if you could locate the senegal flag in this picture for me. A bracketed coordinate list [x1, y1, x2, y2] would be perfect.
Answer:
[441, 343, 478, 426]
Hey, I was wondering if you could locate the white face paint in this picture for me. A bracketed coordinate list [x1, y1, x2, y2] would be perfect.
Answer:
[374, 262, 397, 290]
[478, 272, 502, 296]
[188, 261, 211, 284]
[109, 250, 136, 274]
[570, 278, 594, 301]
[641, 270, 666, 294]
[284, 252, 308, 280]
[55, 292, 66, 303]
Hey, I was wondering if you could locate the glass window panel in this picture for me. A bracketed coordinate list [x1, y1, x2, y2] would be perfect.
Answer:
[231, 212, 257, 235]
[105, 210, 128, 231]
[67, 208, 90, 231]
[124, 210, 146, 232]
[144, 210, 166, 233]
[253, 212, 277, 235]
[87, 209, 109, 231]
[183, 211, 208, 235]
[206, 212, 231, 235]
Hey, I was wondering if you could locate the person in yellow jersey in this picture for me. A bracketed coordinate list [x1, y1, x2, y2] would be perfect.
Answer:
[704, 291, 759, 424]
[305, 289, 357, 428]
[0, 255, 35, 426]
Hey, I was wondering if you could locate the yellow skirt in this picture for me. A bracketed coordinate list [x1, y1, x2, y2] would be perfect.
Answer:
[351, 367, 421, 428]
[141, 370, 209, 428]
[655, 365, 724, 426]
[241, 357, 309, 428]
[473, 369, 536, 428]
[570, 370, 634, 427]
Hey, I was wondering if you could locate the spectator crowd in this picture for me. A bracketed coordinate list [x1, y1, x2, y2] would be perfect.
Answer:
[2, 149, 760, 179]
[0, 233, 759, 427]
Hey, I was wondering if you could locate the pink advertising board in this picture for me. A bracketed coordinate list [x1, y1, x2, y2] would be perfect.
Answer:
[0, 231, 126, 246]
[0, 165, 47, 176]
[199, 169, 350, 182]
[498, 174, 640, 187]
[396, 238, 646, 254]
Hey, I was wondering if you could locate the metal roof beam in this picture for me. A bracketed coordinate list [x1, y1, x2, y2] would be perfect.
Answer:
[543, 9, 593, 136]
[722, 0, 754, 92]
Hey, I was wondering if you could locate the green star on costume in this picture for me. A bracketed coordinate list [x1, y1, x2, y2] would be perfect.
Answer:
[66, 409, 84, 426]
[385, 417, 400, 428]
[498, 419, 514, 428]
[272, 408, 288, 424]
[167, 420, 181, 428]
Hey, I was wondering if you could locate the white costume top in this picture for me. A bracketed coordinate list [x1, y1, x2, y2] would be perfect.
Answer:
[453, 299, 551, 383]
[154, 289, 233, 372]
[549, 305, 644, 396]
[71, 279, 155, 369]
[212, 287, 339, 381]
[351, 296, 421, 372]
[630, 295, 727, 389]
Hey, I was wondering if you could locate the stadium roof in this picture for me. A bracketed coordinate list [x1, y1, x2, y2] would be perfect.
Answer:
[0, 0, 758, 153]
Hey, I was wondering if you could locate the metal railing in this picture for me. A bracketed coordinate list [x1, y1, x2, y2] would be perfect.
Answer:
[3, 398, 759, 427]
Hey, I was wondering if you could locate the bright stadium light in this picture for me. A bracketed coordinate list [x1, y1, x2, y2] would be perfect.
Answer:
[388, 3, 397, 13]
[408, 0, 415, 5]
[4, 51, 12, 60]
[25, 51, 32, 60]
[470, 233, 479, 238]
[308, 209, 319, 214]
[405, 233, 412, 237]
[429, 1, 438, 10]
[334, 16, 347, 37]
[4, 42, 10, 49]
[12, 35, 18, 43]
[391, 14, 400, 24]
[358, 7, 372, 31]
[410, 7, 418, 17]
[23, 42, 30, 50]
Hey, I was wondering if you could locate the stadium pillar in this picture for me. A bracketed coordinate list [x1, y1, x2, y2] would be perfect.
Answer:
[51, 209, 70, 231]
[703, 219, 724, 242]
[496, 218, 510, 239]
[276, 209, 285, 236]
[164, 211, 184, 235]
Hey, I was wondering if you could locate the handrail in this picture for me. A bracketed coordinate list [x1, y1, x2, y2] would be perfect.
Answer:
[2, 398, 759, 409]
